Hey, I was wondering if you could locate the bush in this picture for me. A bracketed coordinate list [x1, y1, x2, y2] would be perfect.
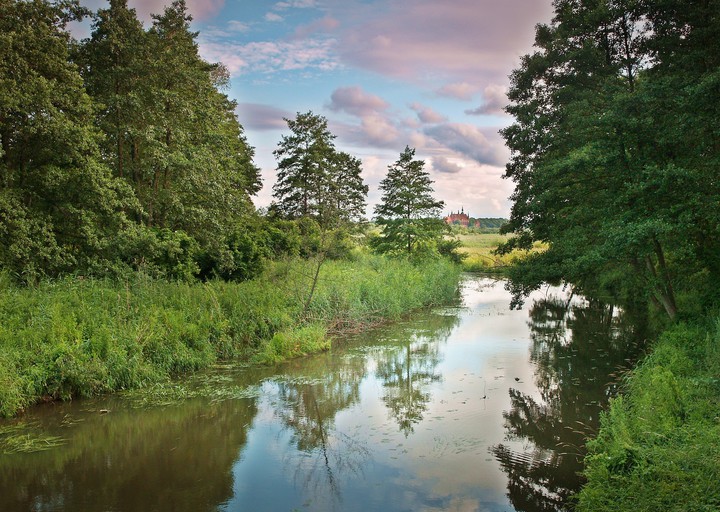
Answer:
[0, 255, 461, 417]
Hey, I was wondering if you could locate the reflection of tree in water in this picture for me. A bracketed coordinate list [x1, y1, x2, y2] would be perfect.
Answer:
[493, 295, 647, 511]
[274, 357, 370, 506]
[0, 397, 258, 512]
[375, 313, 458, 437]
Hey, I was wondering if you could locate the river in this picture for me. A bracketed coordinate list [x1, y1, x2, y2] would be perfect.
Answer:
[0, 275, 646, 511]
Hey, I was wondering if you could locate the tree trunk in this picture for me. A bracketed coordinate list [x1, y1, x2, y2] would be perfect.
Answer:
[644, 254, 677, 321]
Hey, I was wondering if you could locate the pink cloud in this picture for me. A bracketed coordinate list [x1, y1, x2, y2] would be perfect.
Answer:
[129, 0, 224, 22]
[432, 156, 463, 174]
[236, 103, 293, 131]
[436, 82, 481, 101]
[360, 114, 399, 147]
[409, 102, 447, 124]
[424, 123, 508, 166]
[293, 16, 340, 39]
[328, 86, 389, 117]
[335, 0, 553, 84]
[465, 84, 509, 116]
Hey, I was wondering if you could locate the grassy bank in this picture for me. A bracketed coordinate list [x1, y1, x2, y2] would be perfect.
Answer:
[0, 255, 460, 418]
[576, 319, 720, 511]
[455, 233, 542, 272]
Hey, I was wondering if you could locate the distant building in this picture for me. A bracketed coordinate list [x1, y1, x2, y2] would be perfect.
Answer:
[445, 207, 470, 227]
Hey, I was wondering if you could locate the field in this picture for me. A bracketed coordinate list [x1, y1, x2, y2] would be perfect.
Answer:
[455, 232, 541, 272]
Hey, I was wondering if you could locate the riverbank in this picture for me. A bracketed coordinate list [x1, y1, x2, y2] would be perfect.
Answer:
[0, 255, 460, 418]
[576, 318, 720, 511]
[455, 232, 543, 273]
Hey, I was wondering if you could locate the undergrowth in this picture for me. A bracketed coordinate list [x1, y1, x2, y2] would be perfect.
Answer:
[0, 255, 460, 417]
[576, 319, 720, 511]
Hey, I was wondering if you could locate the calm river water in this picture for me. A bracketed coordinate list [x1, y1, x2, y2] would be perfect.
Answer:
[0, 276, 646, 512]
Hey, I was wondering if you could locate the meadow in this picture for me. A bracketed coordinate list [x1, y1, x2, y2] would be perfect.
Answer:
[454, 232, 541, 272]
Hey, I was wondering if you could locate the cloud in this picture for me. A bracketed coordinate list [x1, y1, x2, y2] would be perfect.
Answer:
[293, 16, 340, 39]
[409, 103, 447, 124]
[436, 82, 480, 101]
[328, 86, 389, 117]
[432, 156, 464, 174]
[265, 12, 284, 22]
[335, 0, 554, 84]
[227, 20, 251, 33]
[424, 123, 507, 167]
[464, 84, 508, 116]
[275, 0, 317, 9]
[360, 114, 400, 147]
[127, 0, 225, 22]
[199, 38, 339, 75]
[236, 103, 293, 131]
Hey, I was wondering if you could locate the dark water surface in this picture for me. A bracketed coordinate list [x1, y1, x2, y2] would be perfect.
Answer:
[0, 276, 646, 511]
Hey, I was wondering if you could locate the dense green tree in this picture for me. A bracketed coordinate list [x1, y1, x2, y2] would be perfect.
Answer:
[145, 0, 260, 233]
[75, 0, 148, 189]
[77, 0, 261, 279]
[272, 111, 368, 228]
[499, 0, 720, 318]
[329, 151, 368, 225]
[0, 0, 132, 281]
[373, 146, 445, 256]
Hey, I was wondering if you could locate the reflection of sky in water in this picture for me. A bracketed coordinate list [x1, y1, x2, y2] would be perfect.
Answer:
[3, 276, 630, 512]
[220, 278, 564, 512]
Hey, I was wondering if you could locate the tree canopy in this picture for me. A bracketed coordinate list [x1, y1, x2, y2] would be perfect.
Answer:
[0, 0, 264, 282]
[499, 0, 720, 319]
[272, 111, 367, 229]
[373, 146, 446, 256]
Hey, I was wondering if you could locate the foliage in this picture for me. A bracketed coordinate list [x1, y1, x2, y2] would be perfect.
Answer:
[0, 0, 133, 282]
[271, 111, 367, 228]
[500, 0, 720, 320]
[373, 146, 447, 257]
[77, 0, 261, 263]
[576, 319, 720, 511]
[0, 256, 459, 418]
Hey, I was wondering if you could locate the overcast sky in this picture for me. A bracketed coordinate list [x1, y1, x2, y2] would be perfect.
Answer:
[76, 0, 554, 218]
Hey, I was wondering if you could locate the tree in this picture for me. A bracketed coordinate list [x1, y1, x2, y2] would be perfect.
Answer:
[329, 151, 368, 225]
[78, 0, 261, 278]
[273, 111, 343, 227]
[373, 146, 445, 256]
[498, 0, 720, 319]
[271, 111, 368, 311]
[0, 0, 132, 281]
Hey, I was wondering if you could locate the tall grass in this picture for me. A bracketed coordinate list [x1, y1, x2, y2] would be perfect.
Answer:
[576, 319, 720, 511]
[0, 255, 460, 417]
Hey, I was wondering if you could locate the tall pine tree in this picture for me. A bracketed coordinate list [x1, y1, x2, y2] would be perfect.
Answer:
[373, 146, 445, 256]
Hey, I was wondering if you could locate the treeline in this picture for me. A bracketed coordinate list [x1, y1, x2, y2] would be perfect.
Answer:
[500, 0, 720, 320]
[0, 0, 265, 282]
[0, 0, 459, 286]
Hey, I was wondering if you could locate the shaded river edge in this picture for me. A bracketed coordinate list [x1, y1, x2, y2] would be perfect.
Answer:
[0, 275, 647, 512]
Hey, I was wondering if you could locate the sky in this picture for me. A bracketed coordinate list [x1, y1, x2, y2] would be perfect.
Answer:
[74, 0, 555, 218]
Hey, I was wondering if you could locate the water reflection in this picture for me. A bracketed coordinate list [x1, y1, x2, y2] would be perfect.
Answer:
[0, 395, 257, 512]
[0, 278, 648, 512]
[375, 314, 457, 436]
[493, 295, 646, 511]
[272, 356, 370, 505]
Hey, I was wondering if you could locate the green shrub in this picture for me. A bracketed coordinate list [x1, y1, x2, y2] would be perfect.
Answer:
[0, 255, 460, 417]
[577, 321, 720, 511]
